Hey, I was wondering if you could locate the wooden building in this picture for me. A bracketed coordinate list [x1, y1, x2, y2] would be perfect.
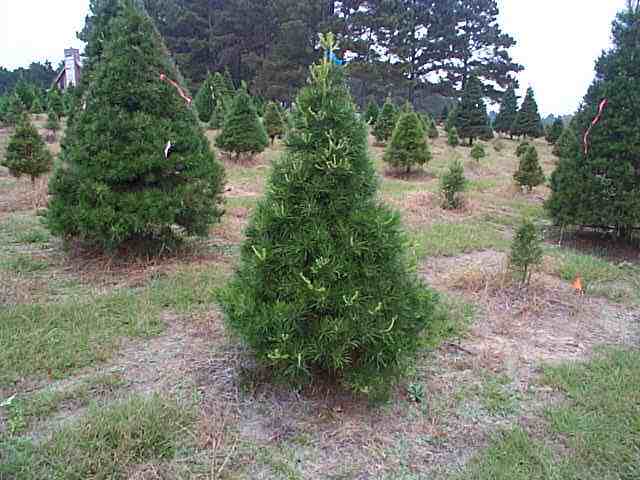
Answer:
[53, 48, 82, 91]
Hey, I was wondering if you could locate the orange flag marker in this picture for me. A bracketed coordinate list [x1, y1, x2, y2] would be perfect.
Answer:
[571, 275, 584, 295]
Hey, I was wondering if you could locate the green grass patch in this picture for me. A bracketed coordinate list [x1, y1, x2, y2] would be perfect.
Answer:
[422, 293, 474, 350]
[1, 254, 50, 273]
[413, 221, 509, 258]
[1, 394, 195, 479]
[0, 215, 50, 245]
[457, 349, 640, 479]
[468, 178, 500, 192]
[0, 292, 163, 386]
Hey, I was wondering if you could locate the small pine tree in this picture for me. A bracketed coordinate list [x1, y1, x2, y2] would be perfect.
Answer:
[217, 33, 437, 398]
[209, 71, 235, 129]
[263, 101, 285, 145]
[551, 124, 577, 158]
[514, 145, 545, 191]
[512, 87, 544, 138]
[456, 75, 491, 146]
[427, 118, 439, 139]
[46, 2, 225, 250]
[45, 110, 61, 142]
[470, 143, 486, 162]
[4, 94, 25, 126]
[2, 113, 53, 184]
[364, 101, 379, 125]
[383, 111, 431, 173]
[494, 86, 518, 138]
[194, 73, 216, 123]
[46, 89, 64, 119]
[440, 159, 467, 209]
[516, 140, 531, 157]
[372, 99, 397, 144]
[31, 95, 45, 114]
[509, 218, 543, 284]
[215, 89, 268, 161]
[62, 86, 78, 117]
[445, 104, 459, 133]
[545, 117, 564, 144]
[447, 127, 460, 147]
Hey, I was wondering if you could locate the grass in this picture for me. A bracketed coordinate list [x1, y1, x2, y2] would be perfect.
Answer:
[1, 254, 50, 273]
[413, 221, 509, 258]
[457, 349, 640, 479]
[0, 394, 195, 480]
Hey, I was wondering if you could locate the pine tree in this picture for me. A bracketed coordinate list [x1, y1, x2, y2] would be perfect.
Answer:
[263, 101, 285, 145]
[209, 71, 234, 129]
[217, 34, 437, 398]
[456, 75, 491, 146]
[445, 105, 458, 133]
[448, 127, 460, 147]
[46, 89, 64, 119]
[31, 95, 44, 114]
[427, 117, 439, 139]
[439, 104, 449, 124]
[509, 218, 543, 284]
[471, 143, 486, 162]
[546, 3, 640, 239]
[215, 89, 268, 161]
[45, 110, 61, 143]
[46, 2, 225, 250]
[494, 86, 518, 138]
[514, 145, 545, 191]
[545, 117, 564, 144]
[440, 159, 467, 209]
[384, 110, 431, 173]
[516, 140, 531, 157]
[5, 94, 25, 126]
[364, 101, 379, 125]
[372, 99, 397, 144]
[512, 87, 544, 138]
[2, 113, 53, 184]
[552, 123, 577, 157]
[194, 73, 216, 123]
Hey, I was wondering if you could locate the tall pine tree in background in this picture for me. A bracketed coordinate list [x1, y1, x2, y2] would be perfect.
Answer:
[494, 86, 518, 138]
[456, 75, 491, 146]
[218, 34, 437, 398]
[512, 87, 544, 138]
[46, 2, 225, 250]
[546, 2, 640, 239]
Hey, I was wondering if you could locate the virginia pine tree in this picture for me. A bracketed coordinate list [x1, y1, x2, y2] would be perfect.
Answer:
[456, 75, 491, 146]
[447, 126, 460, 147]
[546, 3, 640, 239]
[509, 218, 543, 284]
[46, 2, 225, 250]
[471, 143, 486, 162]
[217, 34, 437, 398]
[46, 88, 64, 119]
[209, 71, 235, 128]
[427, 117, 439, 139]
[384, 110, 431, 173]
[512, 87, 544, 138]
[441, 159, 467, 209]
[263, 101, 285, 145]
[215, 89, 268, 160]
[45, 110, 60, 142]
[445, 104, 458, 133]
[365, 101, 379, 125]
[545, 117, 564, 144]
[372, 99, 397, 144]
[552, 123, 578, 157]
[494, 86, 518, 138]
[514, 145, 545, 191]
[2, 113, 53, 184]
[194, 73, 216, 123]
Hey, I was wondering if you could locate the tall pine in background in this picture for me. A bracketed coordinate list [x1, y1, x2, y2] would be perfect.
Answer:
[218, 34, 437, 397]
[456, 75, 491, 146]
[512, 87, 544, 138]
[494, 86, 518, 138]
[46, 2, 225, 250]
[546, 2, 640, 239]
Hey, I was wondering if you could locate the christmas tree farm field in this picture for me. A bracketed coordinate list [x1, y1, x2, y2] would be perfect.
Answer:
[1, 120, 639, 479]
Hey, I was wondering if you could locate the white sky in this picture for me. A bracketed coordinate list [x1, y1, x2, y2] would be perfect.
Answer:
[0, 0, 628, 115]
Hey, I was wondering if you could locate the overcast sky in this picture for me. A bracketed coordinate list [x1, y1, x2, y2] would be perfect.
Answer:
[0, 0, 629, 115]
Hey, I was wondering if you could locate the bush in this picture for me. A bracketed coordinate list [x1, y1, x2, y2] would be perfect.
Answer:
[471, 143, 486, 162]
[441, 159, 467, 209]
[215, 89, 268, 161]
[217, 34, 438, 398]
[2, 113, 53, 183]
[383, 110, 431, 173]
[514, 145, 545, 191]
[447, 127, 460, 147]
[46, 3, 225, 250]
[509, 218, 543, 284]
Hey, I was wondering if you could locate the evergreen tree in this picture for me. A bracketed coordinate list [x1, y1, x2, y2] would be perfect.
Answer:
[372, 99, 397, 144]
[509, 218, 543, 284]
[456, 75, 491, 146]
[545, 117, 564, 144]
[5, 93, 25, 126]
[45, 110, 61, 142]
[546, 3, 640, 239]
[217, 34, 437, 398]
[440, 159, 467, 209]
[439, 104, 449, 124]
[2, 113, 53, 184]
[471, 143, 486, 162]
[516, 140, 531, 157]
[447, 127, 460, 147]
[209, 71, 235, 129]
[13, 80, 35, 111]
[514, 145, 545, 191]
[364, 101, 379, 125]
[384, 110, 431, 173]
[427, 117, 439, 139]
[46, 2, 225, 250]
[194, 73, 216, 123]
[215, 89, 268, 161]
[46, 89, 64, 119]
[494, 86, 518, 138]
[263, 101, 286, 145]
[445, 104, 459, 133]
[552, 123, 577, 158]
[512, 87, 544, 138]
[31, 95, 44, 114]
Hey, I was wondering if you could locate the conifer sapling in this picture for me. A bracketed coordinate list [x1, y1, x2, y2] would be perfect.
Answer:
[383, 110, 431, 173]
[2, 113, 53, 184]
[514, 145, 545, 192]
[447, 127, 460, 147]
[372, 98, 396, 144]
[509, 218, 543, 284]
[471, 143, 486, 162]
[263, 101, 285, 145]
[441, 159, 467, 209]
